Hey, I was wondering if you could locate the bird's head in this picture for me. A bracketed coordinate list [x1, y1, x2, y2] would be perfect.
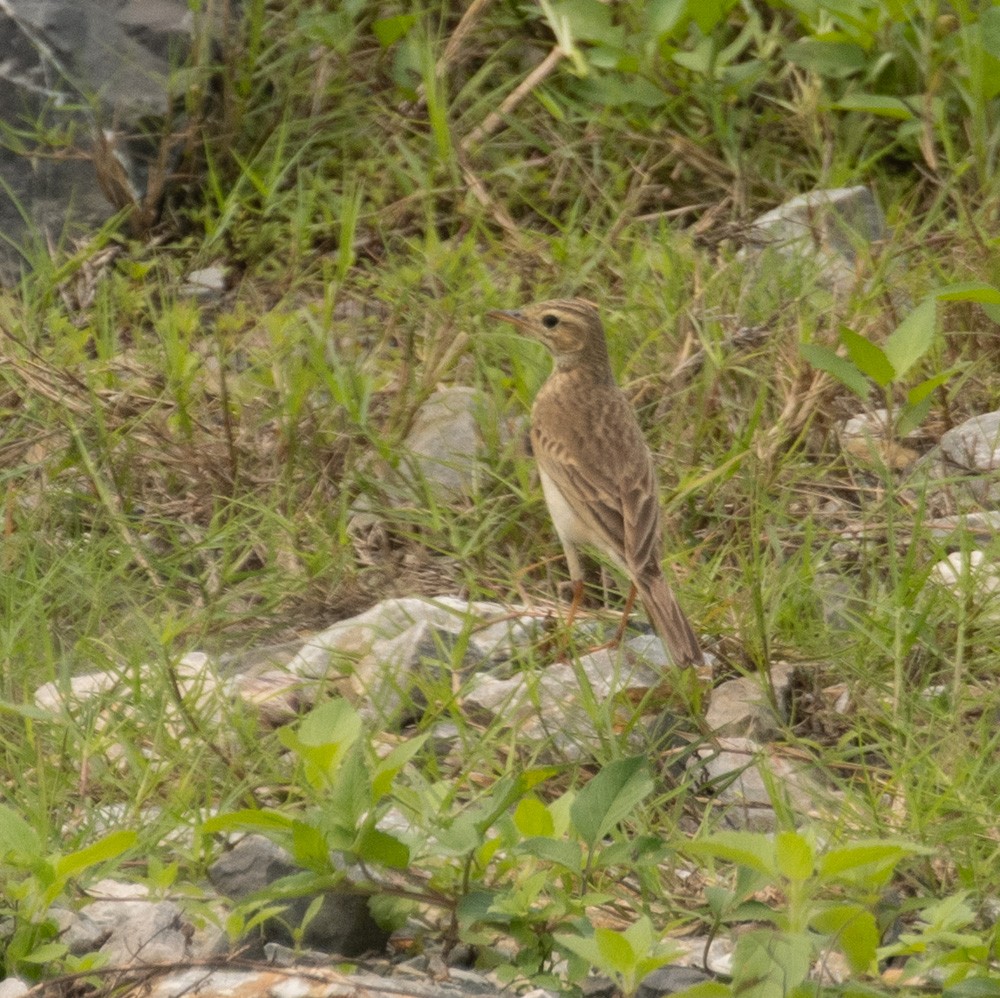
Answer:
[487, 298, 608, 370]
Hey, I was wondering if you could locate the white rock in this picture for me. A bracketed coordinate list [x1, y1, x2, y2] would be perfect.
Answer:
[941, 411, 1000, 472]
[403, 386, 484, 500]
[930, 550, 1000, 601]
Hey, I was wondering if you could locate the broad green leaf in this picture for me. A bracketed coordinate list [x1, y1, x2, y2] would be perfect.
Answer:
[455, 889, 498, 925]
[555, 931, 605, 969]
[201, 808, 295, 836]
[549, 0, 615, 43]
[623, 914, 655, 956]
[839, 326, 895, 387]
[596, 926, 635, 973]
[53, 830, 136, 881]
[297, 698, 362, 748]
[784, 39, 866, 77]
[907, 369, 956, 406]
[935, 281, 1000, 303]
[0, 804, 41, 859]
[690, 0, 735, 33]
[371, 733, 428, 800]
[290, 819, 330, 872]
[685, 831, 777, 876]
[19, 941, 69, 964]
[517, 836, 583, 871]
[818, 839, 923, 886]
[799, 342, 871, 398]
[325, 741, 371, 830]
[355, 827, 410, 869]
[646, 0, 688, 40]
[897, 395, 934, 438]
[372, 14, 417, 47]
[513, 796, 555, 838]
[775, 831, 814, 881]
[571, 757, 653, 848]
[811, 904, 878, 973]
[883, 297, 936, 379]
[833, 93, 915, 118]
[942, 977, 1000, 996]
[732, 929, 813, 998]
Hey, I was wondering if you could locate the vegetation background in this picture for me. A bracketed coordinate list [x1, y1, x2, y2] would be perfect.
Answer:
[3, 0, 1000, 993]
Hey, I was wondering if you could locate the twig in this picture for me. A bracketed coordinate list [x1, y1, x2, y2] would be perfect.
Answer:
[436, 0, 494, 77]
[461, 45, 565, 152]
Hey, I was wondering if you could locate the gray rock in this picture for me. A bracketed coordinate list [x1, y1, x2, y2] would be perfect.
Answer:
[692, 736, 837, 831]
[637, 965, 714, 997]
[0, 0, 198, 280]
[403, 387, 486, 500]
[208, 834, 391, 957]
[463, 634, 673, 761]
[748, 186, 887, 262]
[84, 898, 189, 965]
[941, 411, 1000, 472]
[930, 550, 1000, 615]
[53, 907, 108, 954]
[182, 265, 228, 300]
[0, 980, 29, 998]
[705, 663, 795, 739]
[288, 596, 538, 724]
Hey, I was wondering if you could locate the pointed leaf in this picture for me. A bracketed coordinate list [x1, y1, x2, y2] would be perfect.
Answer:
[811, 904, 878, 973]
[0, 804, 41, 860]
[934, 282, 1000, 303]
[883, 298, 936, 379]
[799, 342, 871, 399]
[571, 757, 653, 848]
[833, 93, 915, 118]
[775, 831, 814, 881]
[517, 836, 583, 871]
[839, 326, 895, 387]
[818, 839, 923, 886]
[356, 827, 410, 869]
[732, 929, 813, 998]
[53, 830, 136, 881]
[685, 831, 777, 876]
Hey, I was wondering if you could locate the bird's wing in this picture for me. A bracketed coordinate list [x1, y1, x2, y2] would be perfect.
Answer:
[531, 389, 661, 575]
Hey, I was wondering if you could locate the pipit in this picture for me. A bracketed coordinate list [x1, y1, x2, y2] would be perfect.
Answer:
[488, 298, 703, 667]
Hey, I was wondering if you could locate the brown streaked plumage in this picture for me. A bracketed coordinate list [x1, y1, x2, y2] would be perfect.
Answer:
[488, 298, 702, 667]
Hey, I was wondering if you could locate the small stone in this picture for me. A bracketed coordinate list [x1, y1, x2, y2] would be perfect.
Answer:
[705, 663, 795, 739]
[941, 411, 1000, 472]
[636, 965, 714, 998]
[209, 835, 391, 957]
[692, 737, 836, 830]
[183, 265, 227, 299]
[0, 979, 30, 998]
[930, 551, 1000, 607]
[748, 186, 887, 261]
[403, 386, 486, 501]
[88, 899, 189, 965]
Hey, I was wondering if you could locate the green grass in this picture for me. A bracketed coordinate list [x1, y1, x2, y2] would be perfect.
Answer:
[3, 0, 1000, 989]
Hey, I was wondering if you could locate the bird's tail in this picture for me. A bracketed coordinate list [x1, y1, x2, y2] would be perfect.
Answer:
[637, 575, 703, 667]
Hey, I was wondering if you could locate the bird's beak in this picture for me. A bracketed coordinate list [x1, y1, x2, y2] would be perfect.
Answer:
[487, 309, 529, 329]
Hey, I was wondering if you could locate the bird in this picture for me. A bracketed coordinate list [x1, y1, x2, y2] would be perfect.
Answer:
[488, 297, 703, 667]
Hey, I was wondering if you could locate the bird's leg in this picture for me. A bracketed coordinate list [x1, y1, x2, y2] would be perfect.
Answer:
[565, 578, 585, 629]
[610, 583, 638, 646]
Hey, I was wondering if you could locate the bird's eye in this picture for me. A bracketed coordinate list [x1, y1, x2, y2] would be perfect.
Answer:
[541, 314, 559, 329]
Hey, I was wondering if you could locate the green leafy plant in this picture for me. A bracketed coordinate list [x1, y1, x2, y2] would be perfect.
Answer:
[0, 804, 136, 979]
[685, 829, 927, 998]
[799, 282, 1000, 438]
